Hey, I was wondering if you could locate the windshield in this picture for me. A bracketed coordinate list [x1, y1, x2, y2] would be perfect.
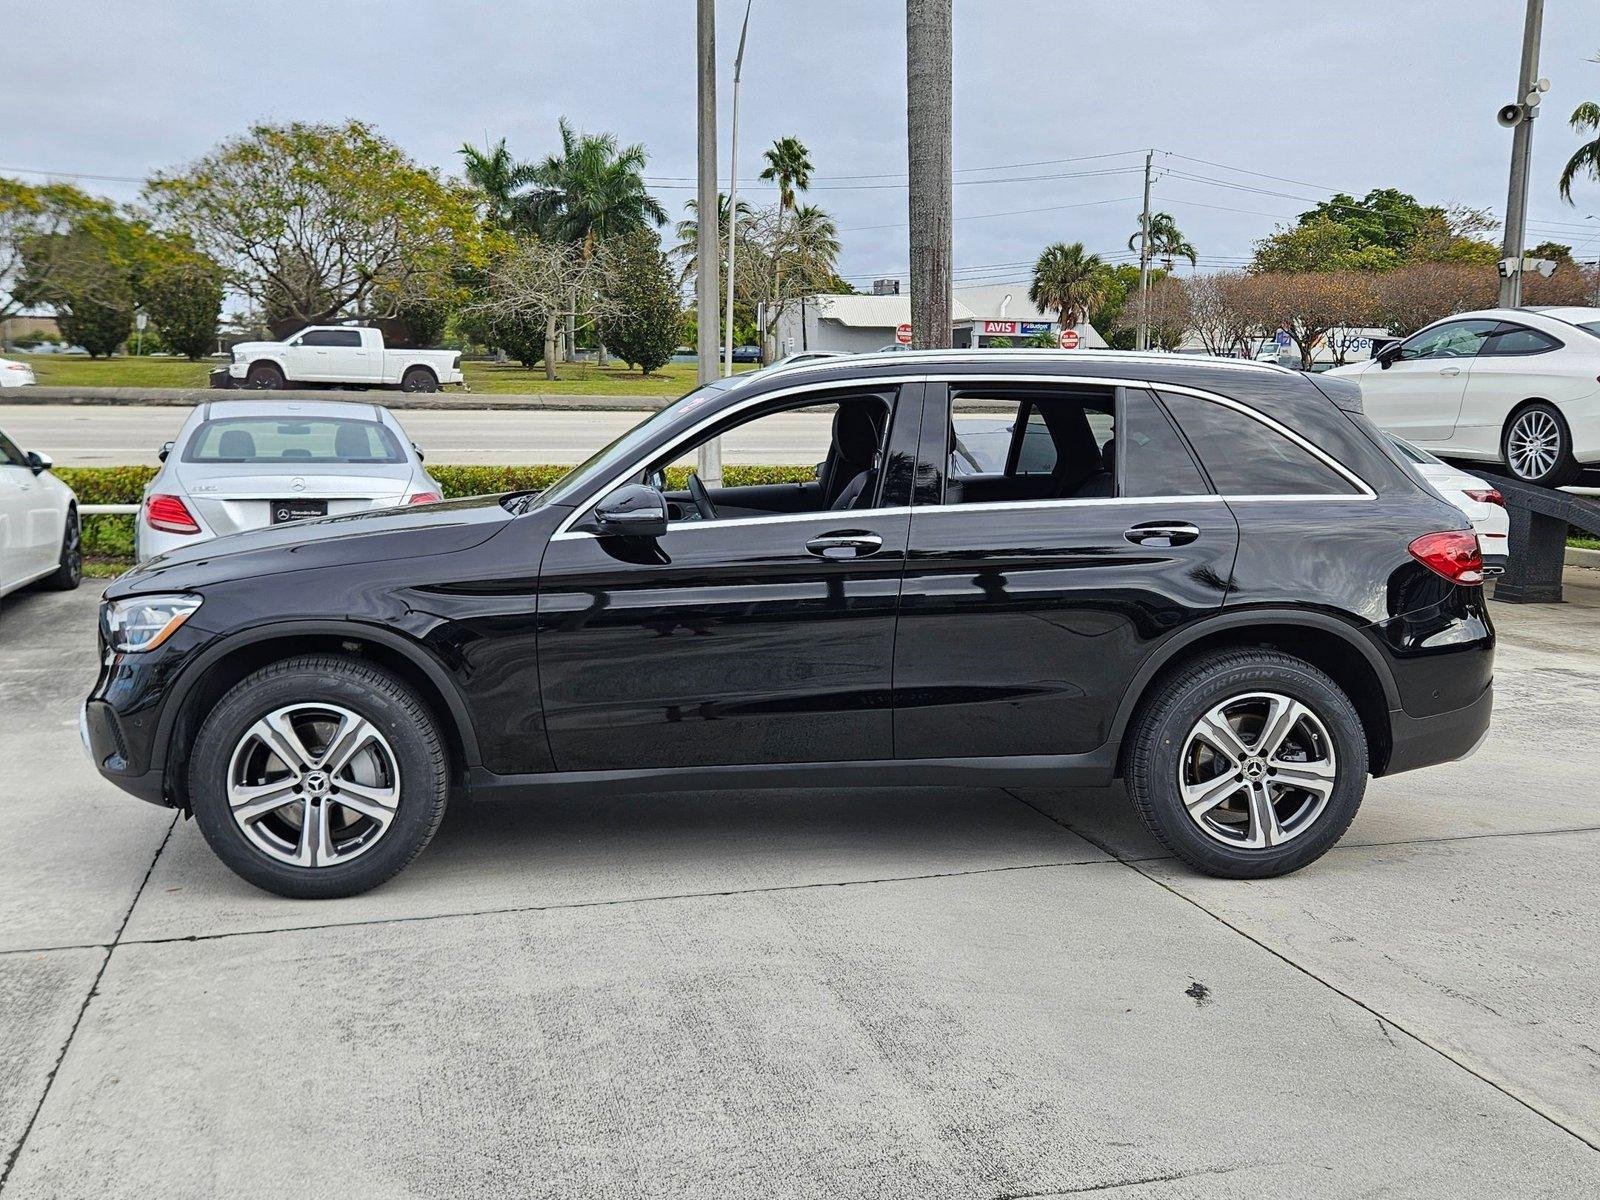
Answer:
[515, 378, 742, 511]
[183, 417, 404, 464]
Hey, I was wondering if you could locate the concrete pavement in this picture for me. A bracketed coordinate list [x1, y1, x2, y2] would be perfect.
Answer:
[0, 404, 834, 467]
[1, 577, 1598, 1196]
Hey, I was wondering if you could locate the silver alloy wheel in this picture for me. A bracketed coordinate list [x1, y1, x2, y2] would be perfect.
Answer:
[226, 703, 400, 868]
[1507, 408, 1561, 480]
[1177, 691, 1337, 850]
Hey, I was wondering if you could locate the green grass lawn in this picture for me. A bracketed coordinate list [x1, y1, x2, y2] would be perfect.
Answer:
[13, 354, 757, 397]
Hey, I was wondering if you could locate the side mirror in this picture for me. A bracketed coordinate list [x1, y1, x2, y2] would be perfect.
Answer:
[158, 441, 173, 462]
[25, 450, 51, 475]
[412, 442, 425, 462]
[1375, 342, 1401, 370]
[593, 483, 668, 538]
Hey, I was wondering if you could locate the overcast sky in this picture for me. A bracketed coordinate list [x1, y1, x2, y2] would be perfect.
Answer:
[11, 1, 1600, 291]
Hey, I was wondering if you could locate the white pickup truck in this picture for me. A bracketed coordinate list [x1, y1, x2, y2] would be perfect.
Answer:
[226, 326, 464, 393]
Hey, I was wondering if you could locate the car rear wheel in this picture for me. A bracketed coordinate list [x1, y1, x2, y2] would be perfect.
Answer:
[188, 655, 449, 898]
[39, 506, 82, 590]
[1502, 402, 1580, 487]
[245, 362, 286, 390]
[400, 366, 439, 393]
[1125, 649, 1367, 878]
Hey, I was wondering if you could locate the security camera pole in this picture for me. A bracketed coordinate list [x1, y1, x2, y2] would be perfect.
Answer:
[906, 0, 953, 350]
[695, 0, 723, 485]
[1498, 0, 1545, 308]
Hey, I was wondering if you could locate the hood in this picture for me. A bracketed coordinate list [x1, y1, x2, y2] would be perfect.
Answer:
[1324, 360, 1372, 378]
[231, 339, 284, 354]
[108, 493, 517, 597]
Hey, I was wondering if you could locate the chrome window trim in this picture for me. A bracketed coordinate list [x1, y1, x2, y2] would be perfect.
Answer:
[552, 505, 913, 541]
[913, 494, 1225, 517]
[549, 370, 1375, 537]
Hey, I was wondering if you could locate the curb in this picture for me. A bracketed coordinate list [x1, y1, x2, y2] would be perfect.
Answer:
[1566, 545, 1600, 570]
[1, 386, 668, 412]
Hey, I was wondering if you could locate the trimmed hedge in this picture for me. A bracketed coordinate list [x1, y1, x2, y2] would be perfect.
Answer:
[55, 463, 818, 565]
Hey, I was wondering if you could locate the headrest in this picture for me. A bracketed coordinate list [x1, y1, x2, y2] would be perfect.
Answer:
[832, 403, 881, 465]
[334, 423, 371, 458]
[216, 429, 256, 459]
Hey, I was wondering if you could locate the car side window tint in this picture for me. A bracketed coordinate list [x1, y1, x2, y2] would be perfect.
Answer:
[1397, 320, 1497, 361]
[946, 389, 1115, 504]
[1480, 323, 1562, 356]
[1119, 390, 1209, 497]
[1157, 391, 1359, 496]
[0, 430, 27, 466]
[331, 330, 363, 347]
[300, 329, 362, 348]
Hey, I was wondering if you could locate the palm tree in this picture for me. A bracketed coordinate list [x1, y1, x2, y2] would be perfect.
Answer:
[1029, 242, 1109, 329]
[525, 117, 667, 360]
[673, 192, 754, 287]
[1128, 211, 1197, 272]
[458, 139, 536, 229]
[1560, 101, 1600, 204]
[789, 204, 841, 272]
[759, 136, 814, 219]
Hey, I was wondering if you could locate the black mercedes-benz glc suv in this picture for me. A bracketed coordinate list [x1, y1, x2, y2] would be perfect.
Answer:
[85, 351, 1494, 898]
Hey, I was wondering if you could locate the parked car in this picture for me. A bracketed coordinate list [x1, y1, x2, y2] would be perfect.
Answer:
[730, 345, 762, 364]
[1328, 306, 1600, 487]
[84, 350, 1494, 898]
[134, 399, 442, 562]
[0, 356, 38, 387]
[226, 326, 464, 393]
[1387, 435, 1510, 574]
[0, 426, 80, 602]
[767, 351, 850, 371]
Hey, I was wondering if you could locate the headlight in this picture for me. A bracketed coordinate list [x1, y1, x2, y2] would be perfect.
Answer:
[104, 595, 203, 653]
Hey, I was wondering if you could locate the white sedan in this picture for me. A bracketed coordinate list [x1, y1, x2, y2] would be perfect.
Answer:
[136, 398, 443, 562]
[0, 356, 38, 387]
[0, 426, 80, 603]
[1389, 435, 1510, 574]
[1329, 306, 1600, 487]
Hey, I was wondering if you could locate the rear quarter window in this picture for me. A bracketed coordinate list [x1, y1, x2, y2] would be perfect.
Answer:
[1157, 391, 1361, 497]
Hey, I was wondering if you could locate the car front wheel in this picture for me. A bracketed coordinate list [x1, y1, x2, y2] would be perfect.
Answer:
[1503, 402, 1580, 487]
[188, 655, 449, 898]
[1125, 649, 1368, 878]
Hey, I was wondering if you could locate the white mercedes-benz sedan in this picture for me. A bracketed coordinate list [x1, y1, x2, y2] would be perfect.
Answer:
[1329, 306, 1600, 487]
[136, 399, 443, 562]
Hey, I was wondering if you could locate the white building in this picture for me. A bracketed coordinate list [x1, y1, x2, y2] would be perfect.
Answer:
[774, 284, 1108, 356]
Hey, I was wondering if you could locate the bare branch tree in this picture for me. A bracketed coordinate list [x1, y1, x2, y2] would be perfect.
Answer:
[466, 238, 617, 381]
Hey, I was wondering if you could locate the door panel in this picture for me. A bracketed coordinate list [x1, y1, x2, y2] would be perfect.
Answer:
[892, 498, 1238, 758]
[0, 465, 29, 590]
[1361, 320, 1497, 442]
[535, 510, 909, 770]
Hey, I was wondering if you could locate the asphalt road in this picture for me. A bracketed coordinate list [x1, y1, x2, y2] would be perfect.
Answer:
[3, 573, 1599, 1195]
[0, 404, 836, 466]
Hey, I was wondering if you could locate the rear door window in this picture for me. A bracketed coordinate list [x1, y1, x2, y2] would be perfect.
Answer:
[1479, 323, 1562, 356]
[1157, 391, 1361, 497]
[1119, 390, 1209, 497]
[300, 329, 363, 348]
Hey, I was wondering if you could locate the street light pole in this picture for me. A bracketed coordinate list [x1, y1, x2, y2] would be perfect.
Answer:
[1498, 0, 1545, 309]
[906, 0, 953, 350]
[695, 0, 723, 486]
[1135, 150, 1153, 352]
[723, 0, 754, 378]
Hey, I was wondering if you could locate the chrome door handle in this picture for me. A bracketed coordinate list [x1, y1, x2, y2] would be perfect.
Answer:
[1125, 521, 1200, 547]
[805, 530, 883, 559]
[1438, 366, 1462, 376]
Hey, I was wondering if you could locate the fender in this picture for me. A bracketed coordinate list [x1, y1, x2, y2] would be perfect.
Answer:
[242, 354, 292, 381]
[150, 617, 484, 774]
[1101, 605, 1401, 752]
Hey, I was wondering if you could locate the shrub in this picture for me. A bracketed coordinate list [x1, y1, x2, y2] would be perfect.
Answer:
[600, 230, 681, 374]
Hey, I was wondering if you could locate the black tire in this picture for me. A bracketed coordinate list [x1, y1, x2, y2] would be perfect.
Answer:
[188, 655, 449, 898]
[400, 366, 439, 393]
[1125, 649, 1368, 879]
[1502, 401, 1580, 487]
[245, 362, 286, 390]
[38, 505, 82, 591]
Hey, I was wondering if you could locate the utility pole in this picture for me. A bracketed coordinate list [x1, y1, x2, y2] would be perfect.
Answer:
[1498, 0, 1545, 308]
[906, 0, 952, 350]
[1135, 150, 1153, 351]
[695, 0, 723, 486]
[723, 0, 753, 378]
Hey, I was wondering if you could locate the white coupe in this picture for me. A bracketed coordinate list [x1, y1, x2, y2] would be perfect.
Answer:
[1329, 306, 1600, 487]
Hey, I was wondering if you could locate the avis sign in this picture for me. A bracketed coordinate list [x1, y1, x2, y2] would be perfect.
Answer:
[982, 320, 1019, 335]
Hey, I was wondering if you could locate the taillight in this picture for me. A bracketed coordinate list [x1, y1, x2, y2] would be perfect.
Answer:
[406, 491, 442, 505]
[144, 493, 201, 534]
[1408, 531, 1483, 586]
[1463, 488, 1504, 507]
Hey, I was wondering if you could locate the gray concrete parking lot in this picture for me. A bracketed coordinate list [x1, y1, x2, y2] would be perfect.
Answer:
[2, 576, 1598, 1198]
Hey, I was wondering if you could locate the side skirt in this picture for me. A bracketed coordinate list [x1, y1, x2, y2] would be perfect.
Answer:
[468, 751, 1117, 802]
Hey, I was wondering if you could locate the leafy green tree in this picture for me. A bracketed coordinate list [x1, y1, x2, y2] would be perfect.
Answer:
[525, 118, 667, 253]
[146, 120, 483, 336]
[600, 230, 680, 374]
[459, 138, 537, 230]
[1252, 215, 1399, 273]
[1128, 211, 1196, 271]
[1, 178, 116, 323]
[1530, 241, 1575, 263]
[1560, 99, 1600, 204]
[141, 250, 223, 359]
[1029, 241, 1109, 328]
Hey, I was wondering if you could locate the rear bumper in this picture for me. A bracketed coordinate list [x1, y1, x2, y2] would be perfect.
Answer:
[1381, 681, 1494, 776]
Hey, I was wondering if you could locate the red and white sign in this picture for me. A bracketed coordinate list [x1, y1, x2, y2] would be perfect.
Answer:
[1058, 328, 1081, 350]
[894, 322, 913, 345]
[982, 320, 1019, 336]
